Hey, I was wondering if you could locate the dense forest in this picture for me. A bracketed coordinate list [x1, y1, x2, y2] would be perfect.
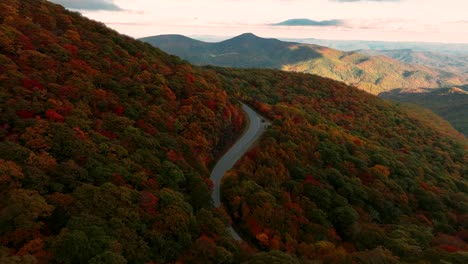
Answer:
[212, 68, 468, 263]
[0, 0, 467, 263]
[0, 0, 248, 263]
[380, 87, 468, 136]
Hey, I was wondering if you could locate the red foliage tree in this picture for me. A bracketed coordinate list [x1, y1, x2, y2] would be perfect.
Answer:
[141, 178, 159, 191]
[247, 218, 262, 235]
[204, 178, 214, 192]
[73, 127, 88, 140]
[99, 130, 118, 139]
[16, 110, 35, 119]
[438, 244, 460, 252]
[18, 34, 34, 50]
[139, 191, 159, 216]
[304, 175, 321, 186]
[111, 173, 126, 186]
[165, 117, 175, 133]
[17, 238, 47, 259]
[58, 85, 80, 100]
[45, 109, 64, 122]
[22, 79, 44, 90]
[113, 105, 125, 116]
[58, 105, 73, 116]
[167, 149, 180, 162]
[63, 44, 79, 58]
[136, 120, 157, 136]
[206, 100, 217, 112]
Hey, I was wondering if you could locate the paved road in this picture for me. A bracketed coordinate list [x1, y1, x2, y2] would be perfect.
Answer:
[210, 103, 269, 240]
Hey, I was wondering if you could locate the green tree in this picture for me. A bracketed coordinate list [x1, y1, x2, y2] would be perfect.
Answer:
[243, 251, 300, 264]
[88, 251, 127, 264]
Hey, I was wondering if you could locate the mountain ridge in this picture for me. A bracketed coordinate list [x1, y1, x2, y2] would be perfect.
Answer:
[143, 33, 323, 69]
[141, 33, 466, 94]
[360, 49, 468, 78]
[380, 86, 468, 135]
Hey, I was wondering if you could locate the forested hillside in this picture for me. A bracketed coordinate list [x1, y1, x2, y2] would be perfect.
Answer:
[285, 38, 468, 55]
[380, 87, 468, 136]
[210, 67, 468, 263]
[0, 0, 467, 263]
[0, 0, 246, 263]
[360, 49, 468, 79]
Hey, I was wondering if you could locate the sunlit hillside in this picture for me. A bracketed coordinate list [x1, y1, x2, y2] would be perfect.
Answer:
[142, 33, 466, 94]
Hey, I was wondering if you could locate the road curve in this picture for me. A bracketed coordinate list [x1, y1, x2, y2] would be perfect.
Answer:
[210, 103, 269, 240]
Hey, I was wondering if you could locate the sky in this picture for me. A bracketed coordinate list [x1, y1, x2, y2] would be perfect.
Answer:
[49, 0, 468, 43]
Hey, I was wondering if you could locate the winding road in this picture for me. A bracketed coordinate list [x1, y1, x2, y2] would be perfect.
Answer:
[210, 103, 269, 241]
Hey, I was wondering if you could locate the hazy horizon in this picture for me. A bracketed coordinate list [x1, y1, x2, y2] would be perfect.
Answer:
[49, 0, 468, 44]
[168, 33, 468, 46]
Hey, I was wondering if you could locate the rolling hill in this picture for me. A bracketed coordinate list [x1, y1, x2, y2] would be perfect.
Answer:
[380, 86, 468, 136]
[361, 49, 468, 78]
[211, 67, 468, 263]
[0, 0, 467, 263]
[283, 38, 468, 55]
[141, 33, 466, 94]
[141, 33, 323, 69]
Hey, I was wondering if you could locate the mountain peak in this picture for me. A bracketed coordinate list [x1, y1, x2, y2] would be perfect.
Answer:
[238, 32, 258, 38]
[140, 34, 205, 43]
[221, 33, 283, 46]
[228, 33, 262, 41]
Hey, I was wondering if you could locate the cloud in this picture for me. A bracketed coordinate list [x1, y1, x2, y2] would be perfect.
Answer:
[273, 18, 421, 31]
[344, 18, 417, 30]
[272, 19, 346, 27]
[50, 0, 124, 11]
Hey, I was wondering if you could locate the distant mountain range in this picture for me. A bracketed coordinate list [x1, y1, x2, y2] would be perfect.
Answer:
[380, 85, 468, 136]
[141, 33, 466, 94]
[282, 38, 468, 55]
[140, 33, 323, 69]
[360, 49, 468, 78]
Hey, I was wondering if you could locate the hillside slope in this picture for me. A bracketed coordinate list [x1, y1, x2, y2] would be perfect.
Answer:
[0, 1, 246, 263]
[380, 86, 468, 136]
[209, 67, 468, 263]
[285, 38, 468, 55]
[142, 33, 465, 94]
[361, 49, 468, 79]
